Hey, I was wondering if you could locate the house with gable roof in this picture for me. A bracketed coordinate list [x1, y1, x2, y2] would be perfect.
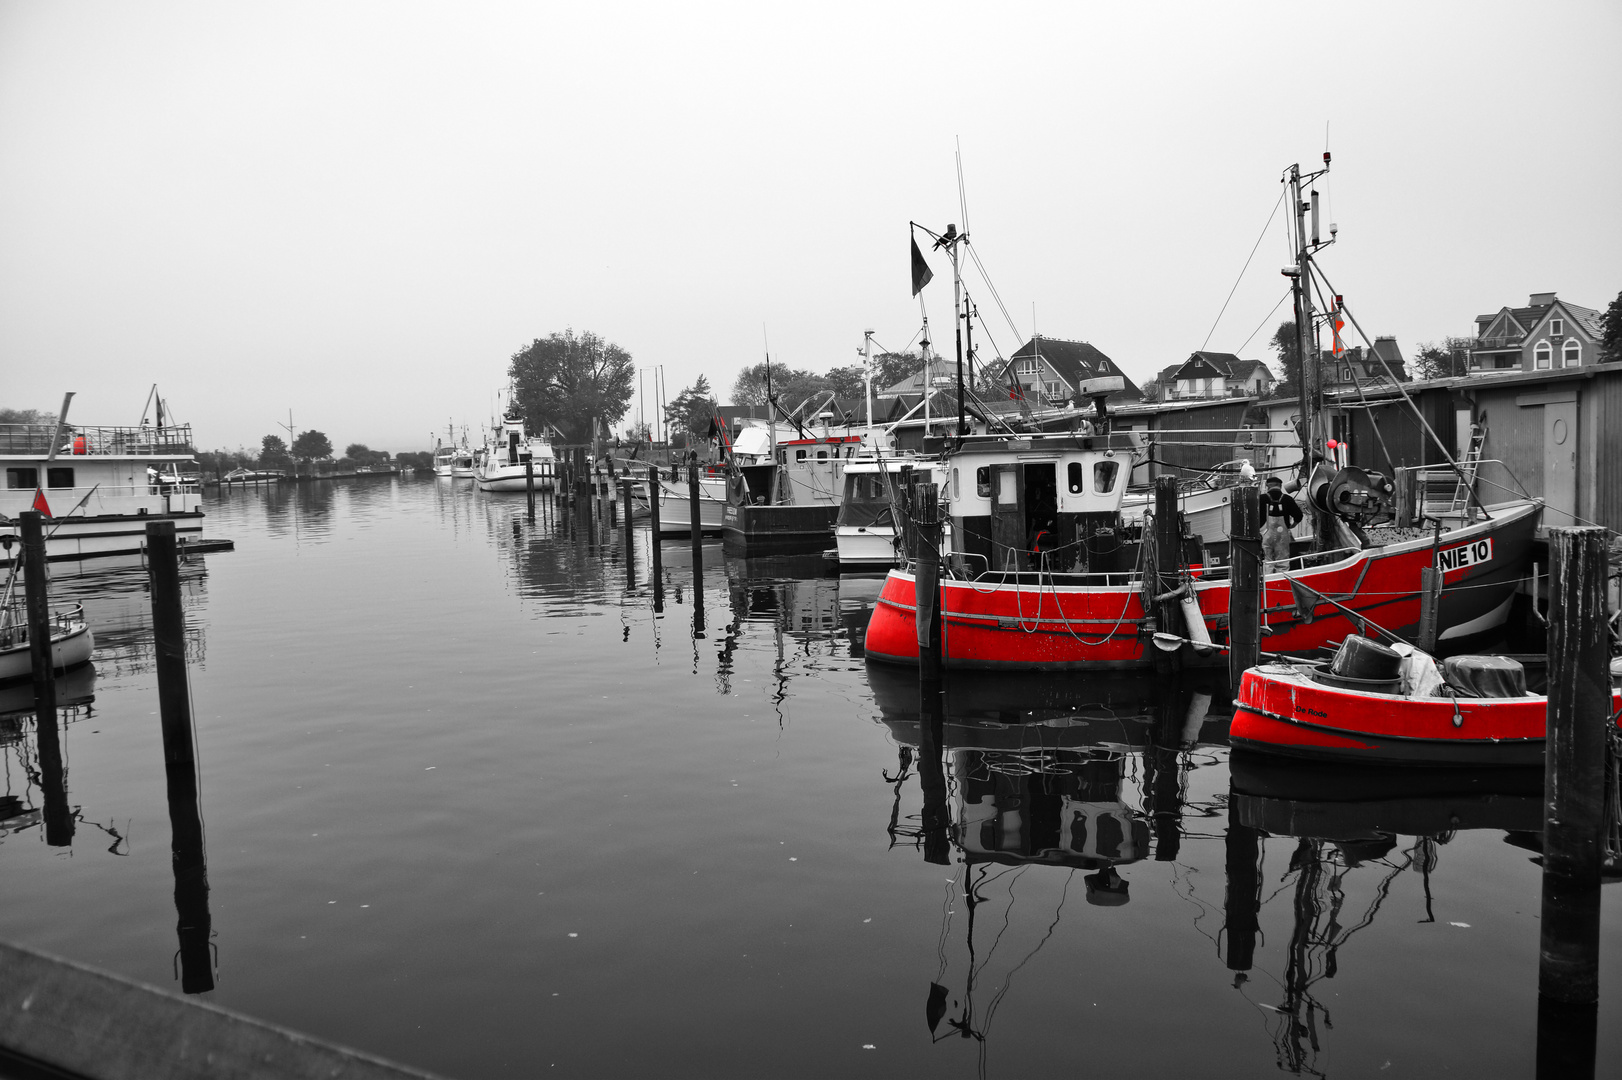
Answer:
[1471, 292, 1604, 372]
[1318, 336, 1408, 390]
[996, 335, 1140, 405]
[1162, 351, 1275, 400]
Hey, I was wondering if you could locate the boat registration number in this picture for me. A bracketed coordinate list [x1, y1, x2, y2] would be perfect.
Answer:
[1437, 537, 1492, 574]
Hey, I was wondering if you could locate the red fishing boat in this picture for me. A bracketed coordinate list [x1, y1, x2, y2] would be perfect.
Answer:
[1229, 636, 1622, 767]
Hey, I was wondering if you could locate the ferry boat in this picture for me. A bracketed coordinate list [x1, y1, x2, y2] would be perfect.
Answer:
[474, 411, 556, 492]
[1229, 637, 1622, 767]
[1, 394, 205, 574]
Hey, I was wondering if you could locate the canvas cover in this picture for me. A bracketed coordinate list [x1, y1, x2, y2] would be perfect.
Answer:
[1441, 655, 1528, 699]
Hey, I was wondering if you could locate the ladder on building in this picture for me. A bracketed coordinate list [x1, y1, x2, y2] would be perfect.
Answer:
[1447, 424, 1486, 513]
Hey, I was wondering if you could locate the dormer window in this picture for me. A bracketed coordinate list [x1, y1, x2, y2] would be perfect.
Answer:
[1015, 357, 1040, 375]
[1563, 339, 1581, 367]
[1551, 318, 1563, 336]
[1534, 341, 1552, 369]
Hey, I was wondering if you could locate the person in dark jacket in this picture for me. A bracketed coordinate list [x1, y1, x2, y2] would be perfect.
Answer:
[1261, 475, 1302, 570]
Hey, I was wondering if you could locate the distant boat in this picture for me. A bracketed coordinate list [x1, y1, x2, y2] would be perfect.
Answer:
[0, 565, 94, 684]
[474, 410, 556, 492]
[222, 468, 284, 484]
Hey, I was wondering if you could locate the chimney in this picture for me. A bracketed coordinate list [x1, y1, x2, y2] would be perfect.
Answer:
[1530, 291, 1557, 307]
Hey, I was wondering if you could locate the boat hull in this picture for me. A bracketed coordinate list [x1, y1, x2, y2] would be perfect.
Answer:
[864, 500, 1541, 671]
[723, 503, 840, 555]
[833, 526, 898, 568]
[653, 478, 726, 534]
[475, 464, 556, 492]
[0, 512, 205, 576]
[1229, 664, 1622, 767]
[0, 619, 94, 684]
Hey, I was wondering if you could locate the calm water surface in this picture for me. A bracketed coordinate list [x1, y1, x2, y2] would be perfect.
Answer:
[2, 477, 1618, 1078]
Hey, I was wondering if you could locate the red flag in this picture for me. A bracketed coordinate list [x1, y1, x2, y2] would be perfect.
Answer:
[1331, 296, 1346, 358]
[31, 488, 52, 516]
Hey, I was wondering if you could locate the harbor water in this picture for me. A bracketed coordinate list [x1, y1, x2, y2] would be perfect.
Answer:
[2, 476, 1619, 1077]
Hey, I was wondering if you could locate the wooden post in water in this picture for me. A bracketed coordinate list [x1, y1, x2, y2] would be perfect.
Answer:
[913, 485, 942, 681]
[146, 522, 197, 771]
[622, 478, 635, 591]
[20, 512, 71, 847]
[1416, 565, 1442, 653]
[689, 462, 705, 632]
[1152, 475, 1183, 675]
[647, 466, 663, 611]
[1538, 527, 1609, 1010]
[1228, 486, 1262, 686]
[525, 460, 535, 523]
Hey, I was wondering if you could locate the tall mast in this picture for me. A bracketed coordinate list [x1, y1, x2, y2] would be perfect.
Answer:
[862, 329, 875, 431]
[1288, 164, 1322, 460]
[943, 224, 966, 434]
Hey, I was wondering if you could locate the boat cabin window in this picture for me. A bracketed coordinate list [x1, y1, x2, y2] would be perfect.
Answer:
[47, 467, 74, 489]
[1093, 460, 1119, 493]
[976, 466, 990, 498]
[776, 450, 786, 465]
[796, 449, 807, 462]
[1067, 462, 1084, 494]
[6, 468, 37, 489]
[816, 449, 827, 460]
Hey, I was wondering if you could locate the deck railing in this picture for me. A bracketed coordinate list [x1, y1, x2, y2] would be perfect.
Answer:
[0, 423, 195, 456]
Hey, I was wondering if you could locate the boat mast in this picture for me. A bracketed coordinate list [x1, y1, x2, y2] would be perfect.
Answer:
[862, 329, 875, 432]
[1288, 152, 1336, 548]
[942, 224, 966, 435]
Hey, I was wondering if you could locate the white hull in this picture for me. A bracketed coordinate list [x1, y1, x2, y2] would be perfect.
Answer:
[0, 513, 205, 575]
[476, 465, 557, 492]
[0, 615, 94, 683]
[834, 526, 898, 567]
[652, 477, 726, 534]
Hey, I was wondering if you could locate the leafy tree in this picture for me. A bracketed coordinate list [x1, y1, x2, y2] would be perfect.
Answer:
[1410, 336, 1475, 380]
[1601, 289, 1622, 365]
[664, 376, 716, 442]
[729, 362, 834, 411]
[344, 443, 370, 460]
[0, 408, 52, 425]
[291, 430, 333, 461]
[1269, 320, 1303, 398]
[509, 329, 636, 444]
[260, 434, 291, 468]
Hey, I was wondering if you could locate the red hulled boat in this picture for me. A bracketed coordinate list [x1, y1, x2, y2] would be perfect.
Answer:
[1229, 637, 1622, 767]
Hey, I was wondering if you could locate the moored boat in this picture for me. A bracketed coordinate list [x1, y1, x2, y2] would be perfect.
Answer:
[0, 568, 94, 684]
[1228, 635, 1622, 767]
[474, 410, 556, 492]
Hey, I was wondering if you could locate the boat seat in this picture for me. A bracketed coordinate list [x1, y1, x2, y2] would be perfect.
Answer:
[1441, 655, 1528, 699]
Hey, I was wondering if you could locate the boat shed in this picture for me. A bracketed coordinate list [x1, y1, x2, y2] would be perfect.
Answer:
[1265, 360, 1622, 534]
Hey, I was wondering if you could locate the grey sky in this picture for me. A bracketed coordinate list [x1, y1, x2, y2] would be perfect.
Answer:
[3, 1, 1618, 454]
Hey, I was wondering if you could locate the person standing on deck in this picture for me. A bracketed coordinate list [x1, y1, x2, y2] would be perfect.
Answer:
[1261, 475, 1301, 571]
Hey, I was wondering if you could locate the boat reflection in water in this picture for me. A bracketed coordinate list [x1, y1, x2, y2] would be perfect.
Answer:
[870, 664, 1230, 1054]
[1224, 753, 1543, 1076]
[0, 665, 100, 851]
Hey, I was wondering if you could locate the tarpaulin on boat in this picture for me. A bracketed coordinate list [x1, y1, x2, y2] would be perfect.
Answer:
[1441, 655, 1527, 699]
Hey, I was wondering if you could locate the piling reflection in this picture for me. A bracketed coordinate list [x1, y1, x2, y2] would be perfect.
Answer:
[1225, 754, 1544, 1076]
[0, 667, 115, 852]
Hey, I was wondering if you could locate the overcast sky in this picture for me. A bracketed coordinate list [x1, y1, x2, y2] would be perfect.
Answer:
[3, 1, 1618, 454]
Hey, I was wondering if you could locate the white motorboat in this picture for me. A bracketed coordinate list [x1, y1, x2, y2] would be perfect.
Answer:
[833, 456, 946, 569]
[0, 561, 94, 683]
[651, 469, 726, 534]
[1, 388, 205, 575]
[474, 412, 557, 492]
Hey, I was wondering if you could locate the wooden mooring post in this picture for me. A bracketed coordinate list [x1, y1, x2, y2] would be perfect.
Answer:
[1228, 485, 1262, 686]
[1152, 476, 1182, 676]
[19, 511, 72, 847]
[688, 462, 705, 634]
[647, 466, 663, 612]
[524, 460, 535, 523]
[912, 485, 942, 681]
[1416, 565, 1442, 653]
[621, 477, 635, 591]
[1538, 528, 1609, 1011]
[147, 520, 214, 994]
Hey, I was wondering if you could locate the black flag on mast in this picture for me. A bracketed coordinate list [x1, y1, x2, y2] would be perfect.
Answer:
[910, 236, 934, 296]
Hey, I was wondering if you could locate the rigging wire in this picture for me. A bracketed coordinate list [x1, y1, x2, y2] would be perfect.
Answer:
[1201, 186, 1288, 351]
[1235, 289, 1293, 355]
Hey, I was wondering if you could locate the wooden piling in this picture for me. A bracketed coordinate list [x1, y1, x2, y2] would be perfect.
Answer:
[1152, 476, 1182, 674]
[1538, 526, 1609, 1008]
[145, 521, 197, 770]
[913, 485, 943, 680]
[647, 466, 663, 611]
[525, 460, 535, 522]
[689, 463, 704, 632]
[1228, 485, 1262, 686]
[20, 512, 72, 847]
[1416, 565, 1442, 653]
[622, 477, 635, 591]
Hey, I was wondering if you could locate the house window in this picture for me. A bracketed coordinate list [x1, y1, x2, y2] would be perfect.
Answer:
[47, 467, 74, 488]
[1563, 339, 1581, 367]
[1044, 381, 1063, 398]
[1015, 357, 1040, 375]
[1551, 318, 1563, 336]
[5, 468, 37, 489]
[1535, 341, 1552, 369]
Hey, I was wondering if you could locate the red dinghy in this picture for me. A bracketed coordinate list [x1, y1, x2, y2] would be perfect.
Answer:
[1229, 636, 1622, 768]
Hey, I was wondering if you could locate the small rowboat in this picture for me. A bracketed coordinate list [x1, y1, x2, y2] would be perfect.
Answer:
[1230, 635, 1622, 768]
